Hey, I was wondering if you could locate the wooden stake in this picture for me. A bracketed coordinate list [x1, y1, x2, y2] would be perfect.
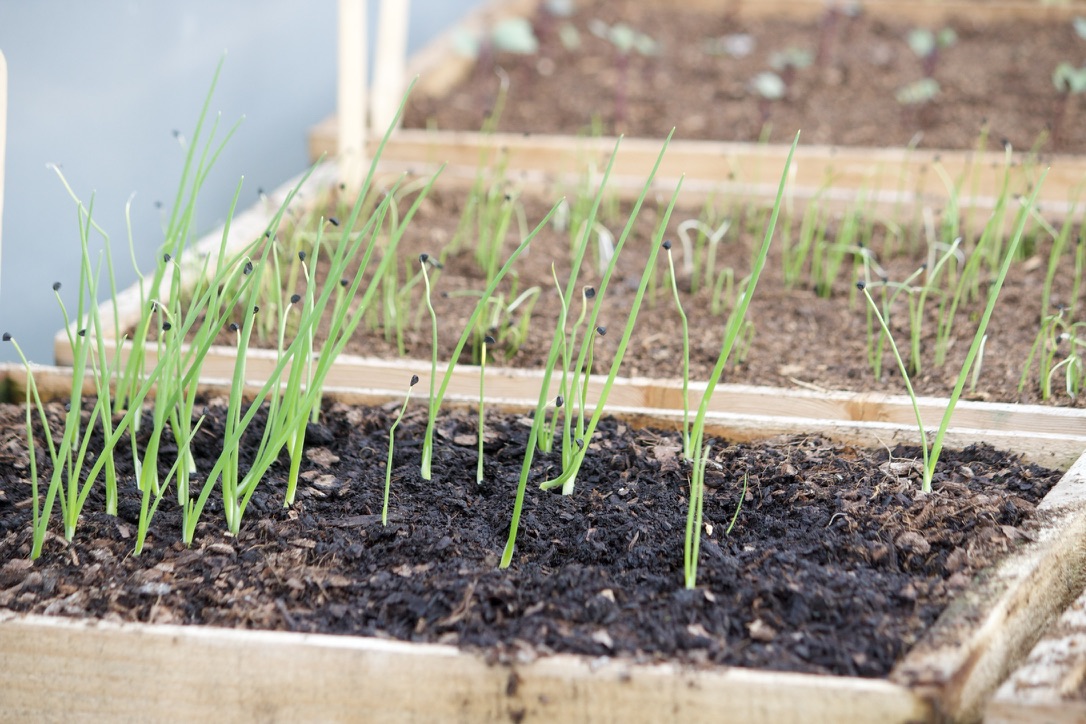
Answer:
[372, 0, 410, 136]
[0, 50, 7, 302]
[337, 0, 368, 192]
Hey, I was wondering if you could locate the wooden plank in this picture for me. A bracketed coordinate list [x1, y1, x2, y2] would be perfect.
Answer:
[987, 574, 1086, 723]
[47, 155, 1086, 470]
[337, 0, 368, 190]
[0, 49, 7, 303]
[9, 358, 1086, 472]
[2, 364, 1086, 720]
[305, 128, 1086, 220]
[1, 364, 1084, 721]
[371, 0, 411, 134]
[52, 324, 1086, 465]
[0, 612, 932, 724]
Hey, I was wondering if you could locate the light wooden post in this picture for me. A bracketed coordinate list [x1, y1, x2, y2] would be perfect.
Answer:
[337, 0, 367, 191]
[372, 0, 411, 136]
[0, 50, 7, 301]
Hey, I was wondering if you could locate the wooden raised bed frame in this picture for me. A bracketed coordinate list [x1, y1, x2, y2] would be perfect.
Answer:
[309, 0, 1086, 219]
[51, 164, 1086, 471]
[1, 362, 1086, 723]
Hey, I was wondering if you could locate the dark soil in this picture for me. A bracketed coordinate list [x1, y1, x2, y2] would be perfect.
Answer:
[0, 399, 1062, 678]
[279, 185, 1085, 407]
[405, 0, 1086, 154]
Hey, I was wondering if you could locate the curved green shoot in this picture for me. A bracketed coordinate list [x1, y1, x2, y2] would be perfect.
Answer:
[384, 375, 419, 525]
[418, 201, 562, 481]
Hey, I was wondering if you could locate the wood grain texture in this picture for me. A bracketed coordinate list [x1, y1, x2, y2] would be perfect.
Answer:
[2, 364, 1085, 722]
[0, 49, 7, 302]
[0, 613, 931, 724]
[987, 563, 1086, 723]
[304, 127, 1085, 221]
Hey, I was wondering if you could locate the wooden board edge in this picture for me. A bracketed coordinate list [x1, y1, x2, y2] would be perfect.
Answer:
[52, 329, 1086, 441]
[3, 365, 1084, 722]
[891, 451, 1086, 722]
[301, 127, 1086, 221]
[4, 361, 1086, 478]
[985, 565, 1086, 721]
[0, 612, 932, 723]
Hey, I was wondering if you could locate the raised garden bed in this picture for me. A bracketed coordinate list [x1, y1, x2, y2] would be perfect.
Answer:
[310, 0, 1086, 218]
[1, 363, 1086, 722]
[53, 158, 1086, 414]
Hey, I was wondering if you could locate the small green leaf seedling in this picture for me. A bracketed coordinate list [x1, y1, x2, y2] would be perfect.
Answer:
[587, 19, 657, 131]
[907, 26, 957, 78]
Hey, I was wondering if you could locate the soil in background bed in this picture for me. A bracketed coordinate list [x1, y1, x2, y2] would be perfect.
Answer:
[0, 400, 1062, 678]
[405, 0, 1086, 154]
[238, 186, 1083, 407]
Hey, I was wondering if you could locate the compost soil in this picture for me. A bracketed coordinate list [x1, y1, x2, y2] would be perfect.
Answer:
[0, 400, 1062, 678]
[404, 0, 1086, 153]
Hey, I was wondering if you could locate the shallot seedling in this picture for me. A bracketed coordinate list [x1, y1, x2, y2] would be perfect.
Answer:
[663, 239, 692, 458]
[855, 168, 1044, 492]
[385, 375, 419, 525]
[478, 337, 494, 484]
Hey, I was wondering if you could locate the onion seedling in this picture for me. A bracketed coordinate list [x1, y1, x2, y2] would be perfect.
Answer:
[680, 133, 799, 588]
[539, 178, 684, 495]
[419, 252, 442, 480]
[501, 133, 669, 568]
[419, 203, 562, 481]
[683, 444, 711, 589]
[384, 375, 419, 525]
[1021, 306, 1086, 399]
[662, 239, 692, 458]
[478, 338, 494, 484]
[857, 170, 1045, 492]
[676, 217, 730, 294]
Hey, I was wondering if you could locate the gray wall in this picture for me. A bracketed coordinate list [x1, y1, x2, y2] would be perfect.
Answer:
[0, 0, 480, 363]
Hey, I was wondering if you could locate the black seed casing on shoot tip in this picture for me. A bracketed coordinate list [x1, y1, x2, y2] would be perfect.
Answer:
[1, 333, 11, 342]
[585, 287, 596, 299]
[328, 217, 339, 227]
[290, 294, 301, 304]
[52, 282, 61, 291]
[662, 239, 672, 250]
[162, 323, 171, 332]
[228, 323, 239, 332]
[298, 251, 306, 261]
[555, 396, 564, 408]
[410, 375, 420, 386]
[244, 261, 253, 275]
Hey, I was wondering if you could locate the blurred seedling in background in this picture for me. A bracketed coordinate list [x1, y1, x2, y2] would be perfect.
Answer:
[907, 27, 957, 78]
[587, 19, 658, 132]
